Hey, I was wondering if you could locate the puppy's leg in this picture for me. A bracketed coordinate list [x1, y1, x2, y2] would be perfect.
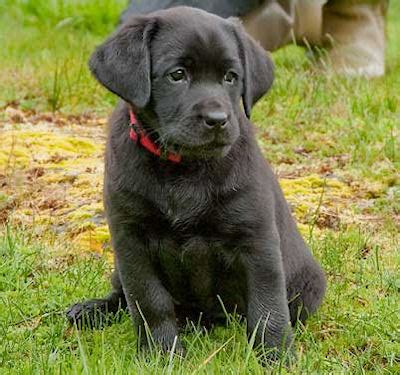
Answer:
[66, 269, 127, 329]
[111, 224, 182, 354]
[288, 260, 326, 326]
[242, 241, 293, 361]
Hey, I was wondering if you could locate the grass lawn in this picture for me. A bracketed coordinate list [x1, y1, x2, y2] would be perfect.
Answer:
[0, 1, 399, 373]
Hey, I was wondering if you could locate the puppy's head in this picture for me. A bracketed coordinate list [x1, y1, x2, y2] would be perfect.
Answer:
[90, 7, 274, 159]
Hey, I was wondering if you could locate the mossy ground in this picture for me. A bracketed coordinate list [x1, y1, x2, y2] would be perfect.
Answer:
[0, 1, 399, 373]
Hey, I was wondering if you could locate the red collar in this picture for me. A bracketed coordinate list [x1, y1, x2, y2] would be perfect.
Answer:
[129, 109, 182, 163]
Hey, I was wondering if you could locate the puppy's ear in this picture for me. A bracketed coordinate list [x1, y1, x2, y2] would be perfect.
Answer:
[232, 21, 274, 118]
[89, 17, 155, 108]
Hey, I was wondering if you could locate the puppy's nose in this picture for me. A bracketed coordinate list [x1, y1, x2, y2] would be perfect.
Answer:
[203, 111, 228, 129]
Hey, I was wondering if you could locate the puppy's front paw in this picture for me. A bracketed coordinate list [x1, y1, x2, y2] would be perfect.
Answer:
[140, 319, 185, 356]
[253, 326, 296, 367]
[66, 299, 115, 329]
[248, 317, 294, 364]
[257, 342, 297, 367]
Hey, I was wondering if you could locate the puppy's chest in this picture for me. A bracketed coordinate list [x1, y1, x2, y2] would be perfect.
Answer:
[153, 182, 249, 240]
[153, 236, 239, 306]
[159, 184, 213, 229]
[152, 188, 240, 272]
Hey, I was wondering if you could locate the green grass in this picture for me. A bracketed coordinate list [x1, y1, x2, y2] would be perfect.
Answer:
[1, 0, 399, 373]
[0, 0, 126, 113]
[1, 226, 398, 373]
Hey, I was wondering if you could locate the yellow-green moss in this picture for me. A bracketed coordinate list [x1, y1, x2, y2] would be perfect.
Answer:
[1, 127, 389, 260]
[0, 130, 99, 169]
[280, 175, 354, 221]
[75, 225, 110, 254]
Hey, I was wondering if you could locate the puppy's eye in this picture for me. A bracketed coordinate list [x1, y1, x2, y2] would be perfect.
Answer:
[168, 69, 187, 83]
[224, 71, 238, 85]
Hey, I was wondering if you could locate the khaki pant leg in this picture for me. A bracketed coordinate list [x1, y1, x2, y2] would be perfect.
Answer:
[241, 0, 296, 51]
[322, 0, 388, 77]
[242, 0, 327, 50]
[294, 0, 327, 45]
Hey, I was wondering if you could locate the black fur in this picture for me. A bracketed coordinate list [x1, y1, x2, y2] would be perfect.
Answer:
[120, 0, 265, 23]
[67, 7, 326, 360]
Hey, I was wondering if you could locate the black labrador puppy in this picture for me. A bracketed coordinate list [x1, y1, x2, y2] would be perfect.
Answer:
[67, 7, 326, 359]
